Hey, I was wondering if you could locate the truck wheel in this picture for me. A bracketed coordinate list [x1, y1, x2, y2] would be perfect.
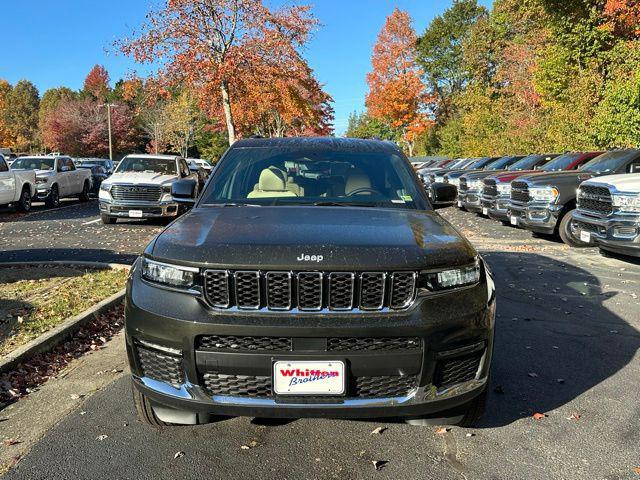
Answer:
[132, 385, 174, 427]
[101, 214, 116, 224]
[455, 387, 488, 427]
[558, 209, 589, 248]
[45, 185, 60, 208]
[16, 187, 32, 212]
[79, 181, 90, 202]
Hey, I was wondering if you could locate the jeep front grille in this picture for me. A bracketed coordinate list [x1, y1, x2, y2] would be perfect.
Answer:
[510, 181, 530, 203]
[110, 184, 163, 202]
[577, 185, 612, 215]
[435, 353, 482, 389]
[202, 270, 417, 311]
[136, 344, 184, 388]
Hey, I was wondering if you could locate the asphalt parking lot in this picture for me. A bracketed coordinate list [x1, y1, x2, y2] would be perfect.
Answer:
[1, 202, 639, 479]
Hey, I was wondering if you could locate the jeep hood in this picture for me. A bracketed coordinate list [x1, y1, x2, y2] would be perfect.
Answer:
[107, 172, 178, 185]
[150, 206, 477, 270]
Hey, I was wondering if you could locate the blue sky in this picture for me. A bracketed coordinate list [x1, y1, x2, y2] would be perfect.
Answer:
[0, 0, 491, 134]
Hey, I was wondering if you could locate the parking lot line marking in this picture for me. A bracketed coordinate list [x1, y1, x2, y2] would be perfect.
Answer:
[82, 219, 102, 225]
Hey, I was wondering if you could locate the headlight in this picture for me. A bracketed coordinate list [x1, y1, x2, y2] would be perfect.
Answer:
[497, 184, 511, 195]
[142, 258, 198, 288]
[35, 177, 48, 184]
[530, 186, 559, 202]
[163, 185, 172, 193]
[419, 261, 481, 291]
[611, 193, 640, 213]
[469, 179, 483, 190]
[99, 183, 111, 192]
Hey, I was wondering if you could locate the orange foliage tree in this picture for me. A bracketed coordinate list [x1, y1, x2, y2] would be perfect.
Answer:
[83, 65, 110, 101]
[118, 0, 331, 145]
[603, 0, 640, 39]
[365, 8, 433, 156]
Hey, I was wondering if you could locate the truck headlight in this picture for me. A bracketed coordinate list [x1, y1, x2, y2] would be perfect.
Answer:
[530, 186, 559, 203]
[497, 184, 511, 195]
[142, 258, 198, 288]
[99, 183, 111, 192]
[35, 177, 48, 184]
[419, 261, 481, 291]
[612, 193, 640, 213]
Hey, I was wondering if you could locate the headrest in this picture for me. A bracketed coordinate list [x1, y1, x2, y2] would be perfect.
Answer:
[258, 167, 287, 191]
[345, 169, 371, 195]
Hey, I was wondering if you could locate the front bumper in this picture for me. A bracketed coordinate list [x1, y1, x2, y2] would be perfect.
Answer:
[99, 200, 179, 218]
[572, 210, 640, 257]
[125, 260, 496, 420]
[35, 186, 51, 200]
[507, 201, 562, 234]
[481, 195, 510, 221]
[462, 190, 482, 212]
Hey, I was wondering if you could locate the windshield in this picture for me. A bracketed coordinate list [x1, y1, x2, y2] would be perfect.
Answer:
[447, 159, 468, 169]
[486, 156, 521, 170]
[199, 146, 428, 210]
[11, 157, 55, 170]
[469, 157, 497, 169]
[77, 159, 106, 166]
[507, 154, 554, 171]
[580, 150, 639, 174]
[540, 153, 582, 172]
[115, 157, 177, 175]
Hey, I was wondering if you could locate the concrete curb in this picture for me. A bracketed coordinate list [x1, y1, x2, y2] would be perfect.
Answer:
[0, 262, 129, 374]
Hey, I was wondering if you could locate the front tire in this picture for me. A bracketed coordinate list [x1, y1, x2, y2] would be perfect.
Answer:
[101, 213, 116, 224]
[558, 209, 589, 248]
[16, 187, 32, 212]
[79, 181, 90, 202]
[132, 385, 174, 427]
[45, 184, 60, 208]
[455, 388, 488, 427]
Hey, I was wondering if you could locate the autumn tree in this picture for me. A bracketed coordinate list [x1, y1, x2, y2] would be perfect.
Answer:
[0, 80, 14, 147]
[38, 87, 76, 150]
[3, 80, 40, 152]
[365, 8, 432, 156]
[119, 0, 328, 145]
[83, 65, 110, 101]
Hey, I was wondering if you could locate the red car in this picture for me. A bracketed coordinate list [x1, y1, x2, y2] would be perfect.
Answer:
[480, 152, 603, 222]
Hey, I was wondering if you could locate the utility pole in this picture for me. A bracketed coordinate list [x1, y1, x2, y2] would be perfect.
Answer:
[99, 103, 117, 160]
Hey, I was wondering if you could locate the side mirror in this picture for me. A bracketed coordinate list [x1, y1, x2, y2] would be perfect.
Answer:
[430, 182, 457, 209]
[171, 179, 198, 207]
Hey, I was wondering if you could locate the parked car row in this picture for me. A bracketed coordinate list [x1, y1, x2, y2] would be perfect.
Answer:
[420, 150, 640, 258]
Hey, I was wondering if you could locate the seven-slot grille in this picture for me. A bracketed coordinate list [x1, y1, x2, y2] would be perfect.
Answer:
[482, 179, 498, 198]
[110, 184, 163, 202]
[203, 270, 416, 311]
[510, 181, 530, 203]
[577, 185, 613, 215]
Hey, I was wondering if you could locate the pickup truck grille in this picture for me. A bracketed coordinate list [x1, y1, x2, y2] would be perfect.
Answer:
[203, 270, 416, 312]
[110, 184, 162, 202]
[577, 185, 612, 215]
[510, 181, 530, 203]
[482, 179, 498, 198]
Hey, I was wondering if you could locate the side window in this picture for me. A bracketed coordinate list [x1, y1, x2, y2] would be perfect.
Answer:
[179, 159, 190, 177]
[628, 161, 640, 174]
[56, 159, 64, 172]
[66, 158, 76, 171]
[0, 158, 7, 172]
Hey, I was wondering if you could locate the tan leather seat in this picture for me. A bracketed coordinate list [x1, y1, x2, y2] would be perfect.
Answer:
[248, 167, 297, 198]
[344, 169, 372, 196]
[286, 176, 304, 196]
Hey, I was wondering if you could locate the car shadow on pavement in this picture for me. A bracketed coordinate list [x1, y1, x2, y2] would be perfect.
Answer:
[0, 200, 97, 223]
[479, 251, 640, 428]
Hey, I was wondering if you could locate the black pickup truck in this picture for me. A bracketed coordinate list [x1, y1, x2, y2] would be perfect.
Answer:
[125, 137, 496, 428]
[507, 149, 640, 246]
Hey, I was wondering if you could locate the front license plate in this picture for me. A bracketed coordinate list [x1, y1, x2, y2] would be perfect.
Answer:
[273, 360, 345, 395]
[128, 210, 143, 218]
[510, 216, 518, 226]
[580, 231, 591, 243]
[457, 200, 463, 207]
[482, 207, 488, 215]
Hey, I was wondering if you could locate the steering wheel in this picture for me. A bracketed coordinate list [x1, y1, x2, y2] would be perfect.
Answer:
[347, 187, 382, 197]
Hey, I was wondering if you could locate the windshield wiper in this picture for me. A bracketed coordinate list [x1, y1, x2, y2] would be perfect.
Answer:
[205, 202, 262, 207]
[311, 201, 378, 207]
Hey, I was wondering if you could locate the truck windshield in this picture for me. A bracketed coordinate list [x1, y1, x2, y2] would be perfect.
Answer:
[116, 157, 177, 175]
[199, 146, 428, 210]
[581, 150, 640, 174]
[507, 154, 554, 171]
[486, 156, 521, 170]
[10, 157, 55, 170]
[468, 157, 496, 169]
[540, 153, 582, 171]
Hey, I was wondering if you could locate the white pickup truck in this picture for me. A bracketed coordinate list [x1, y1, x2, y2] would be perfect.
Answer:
[98, 154, 198, 224]
[0, 154, 37, 211]
[572, 173, 640, 258]
[9, 155, 92, 207]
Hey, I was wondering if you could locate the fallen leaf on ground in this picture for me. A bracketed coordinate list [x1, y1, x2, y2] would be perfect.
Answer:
[532, 413, 547, 420]
[528, 372, 539, 378]
[2, 439, 20, 446]
[465, 433, 476, 437]
[372, 460, 388, 471]
[96, 435, 108, 441]
[435, 427, 451, 435]
[173, 451, 185, 459]
[633, 466, 640, 474]
[240, 445, 250, 450]
[370, 426, 387, 435]
[566, 414, 580, 421]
